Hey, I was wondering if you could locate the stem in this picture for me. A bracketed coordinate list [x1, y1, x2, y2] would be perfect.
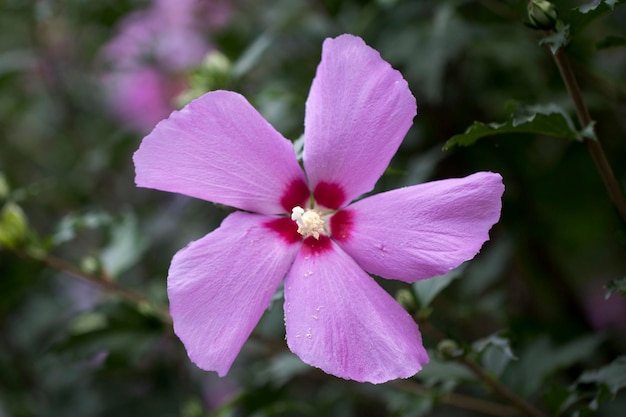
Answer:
[21, 251, 171, 324]
[456, 357, 546, 417]
[393, 380, 521, 416]
[418, 321, 548, 417]
[551, 46, 626, 223]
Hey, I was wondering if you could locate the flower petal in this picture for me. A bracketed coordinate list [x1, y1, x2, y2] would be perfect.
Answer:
[168, 212, 300, 376]
[284, 237, 428, 383]
[303, 34, 417, 209]
[331, 172, 504, 282]
[134, 90, 308, 214]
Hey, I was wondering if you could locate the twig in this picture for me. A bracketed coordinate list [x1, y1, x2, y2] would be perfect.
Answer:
[24, 251, 171, 324]
[417, 320, 548, 417]
[456, 357, 546, 417]
[392, 379, 521, 416]
[551, 46, 626, 223]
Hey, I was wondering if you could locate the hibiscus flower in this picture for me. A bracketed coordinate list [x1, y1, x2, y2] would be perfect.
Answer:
[133, 34, 504, 383]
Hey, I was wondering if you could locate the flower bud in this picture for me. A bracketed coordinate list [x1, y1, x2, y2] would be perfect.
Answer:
[527, 0, 558, 30]
[395, 288, 417, 313]
[0, 202, 28, 249]
[81, 255, 102, 275]
[0, 173, 9, 201]
[175, 51, 232, 107]
[437, 339, 462, 360]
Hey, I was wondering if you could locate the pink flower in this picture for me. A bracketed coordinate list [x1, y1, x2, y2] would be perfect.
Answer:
[103, 0, 209, 72]
[133, 34, 504, 383]
[103, 67, 186, 133]
[101, 0, 226, 132]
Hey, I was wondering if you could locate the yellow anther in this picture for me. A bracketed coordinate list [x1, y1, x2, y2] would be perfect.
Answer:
[291, 206, 325, 239]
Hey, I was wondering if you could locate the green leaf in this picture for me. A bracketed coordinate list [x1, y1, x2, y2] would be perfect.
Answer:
[513, 334, 605, 397]
[560, 356, 626, 414]
[605, 277, 626, 298]
[232, 32, 274, 78]
[472, 333, 517, 377]
[0, 202, 28, 249]
[539, 24, 570, 54]
[578, 356, 626, 396]
[52, 210, 112, 246]
[0, 172, 9, 200]
[417, 353, 476, 383]
[567, 0, 626, 38]
[413, 264, 466, 308]
[443, 104, 580, 150]
[100, 211, 147, 278]
[52, 302, 164, 366]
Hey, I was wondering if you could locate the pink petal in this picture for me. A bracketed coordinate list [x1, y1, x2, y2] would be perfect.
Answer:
[331, 172, 504, 282]
[134, 91, 309, 214]
[284, 237, 428, 383]
[168, 212, 300, 376]
[303, 34, 417, 209]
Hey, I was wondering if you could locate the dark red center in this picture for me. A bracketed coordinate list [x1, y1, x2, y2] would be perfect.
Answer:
[264, 217, 301, 244]
[301, 235, 332, 255]
[329, 209, 353, 242]
[313, 181, 346, 210]
[280, 178, 310, 212]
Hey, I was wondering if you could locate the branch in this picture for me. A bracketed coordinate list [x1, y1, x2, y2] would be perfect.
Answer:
[16, 250, 172, 324]
[392, 380, 521, 416]
[417, 321, 548, 417]
[551, 45, 626, 223]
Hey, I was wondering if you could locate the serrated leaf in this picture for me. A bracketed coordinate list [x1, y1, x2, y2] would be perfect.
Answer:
[472, 333, 517, 377]
[413, 264, 466, 308]
[567, 0, 626, 37]
[473, 334, 517, 359]
[539, 24, 570, 54]
[444, 104, 581, 150]
[605, 277, 626, 298]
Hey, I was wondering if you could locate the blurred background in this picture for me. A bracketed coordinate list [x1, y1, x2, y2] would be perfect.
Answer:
[1, 0, 625, 416]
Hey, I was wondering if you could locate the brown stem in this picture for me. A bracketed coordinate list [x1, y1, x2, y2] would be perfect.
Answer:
[417, 319, 548, 417]
[392, 380, 521, 416]
[551, 46, 626, 223]
[456, 357, 546, 417]
[34, 252, 171, 324]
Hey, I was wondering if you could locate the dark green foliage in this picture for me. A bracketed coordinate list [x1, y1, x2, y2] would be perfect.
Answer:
[1, 0, 626, 416]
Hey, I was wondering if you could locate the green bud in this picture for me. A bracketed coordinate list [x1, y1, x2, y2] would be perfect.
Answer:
[80, 255, 102, 275]
[527, 0, 558, 30]
[395, 288, 417, 313]
[201, 50, 231, 79]
[0, 173, 9, 201]
[0, 202, 28, 249]
[175, 51, 232, 107]
[437, 339, 462, 360]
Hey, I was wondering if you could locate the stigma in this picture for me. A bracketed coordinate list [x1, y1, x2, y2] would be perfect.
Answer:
[291, 206, 325, 239]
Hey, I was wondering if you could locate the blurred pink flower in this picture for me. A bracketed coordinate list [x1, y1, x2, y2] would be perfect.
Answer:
[133, 34, 504, 383]
[103, 67, 186, 133]
[102, 0, 228, 132]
